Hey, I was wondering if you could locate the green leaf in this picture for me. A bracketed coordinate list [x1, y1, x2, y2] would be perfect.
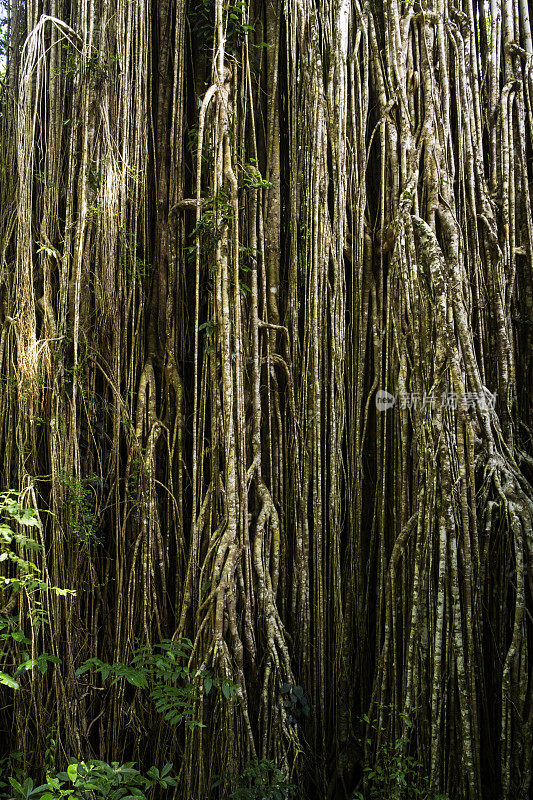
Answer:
[15, 659, 36, 676]
[30, 785, 51, 796]
[23, 780, 34, 800]
[18, 510, 41, 528]
[123, 669, 148, 688]
[8, 778, 23, 794]
[221, 681, 230, 699]
[66, 764, 78, 783]
[204, 675, 213, 695]
[0, 671, 20, 689]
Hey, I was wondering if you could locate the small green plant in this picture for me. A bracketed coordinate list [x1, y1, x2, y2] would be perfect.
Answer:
[240, 161, 271, 191]
[0, 491, 71, 691]
[0, 6, 8, 74]
[187, 125, 214, 171]
[202, 671, 238, 700]
[0, 752, 26, 800]
[35, 172, 55, 190]
[77, 638, 203, 728]
[43, 727, 57, 773]
[188, 0, 256, 54]
[280, 683, 309, 727]
[119, 228, 152, 282]
[2, 759, 177, 800]
[85, 48, 118, 82]
[0, 491, 74, 604]
[54, 473, 100, 549]
[188, 0, 215, 52]
[14, 651, 61, 680]
[187, 189, 235, 284]
[50, 44, 78, 79]
[352, 711, 449, 800]
[126, 456, 146, 507]
[87, 161, 103, 193]
[211, 759, 296, 800]
[190, 189, 234, 240]
[35, 242, 61, 261]
[198, 320, 215, 339]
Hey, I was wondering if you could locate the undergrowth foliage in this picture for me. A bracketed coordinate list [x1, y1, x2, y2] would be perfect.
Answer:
[0, 491, 71, 690]
[353, 711, 450, 800]
[1, 759, 177, 800]
[211, 759, 296, 799]
[76, 638, 238, 728]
